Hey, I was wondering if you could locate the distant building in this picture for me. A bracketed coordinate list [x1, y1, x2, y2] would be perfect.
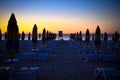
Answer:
[58, 31, 63, 40]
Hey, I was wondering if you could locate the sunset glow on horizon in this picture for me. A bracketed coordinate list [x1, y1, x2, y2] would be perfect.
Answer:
[0, 0, 120, 34]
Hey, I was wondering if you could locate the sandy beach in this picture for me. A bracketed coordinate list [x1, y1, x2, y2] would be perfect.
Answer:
[0, 40, 120, 80]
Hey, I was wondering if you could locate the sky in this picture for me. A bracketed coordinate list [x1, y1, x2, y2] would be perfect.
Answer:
[0, 0, 120, 34]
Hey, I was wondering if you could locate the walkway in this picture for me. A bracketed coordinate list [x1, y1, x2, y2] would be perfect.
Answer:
[41, 40, 94, 80]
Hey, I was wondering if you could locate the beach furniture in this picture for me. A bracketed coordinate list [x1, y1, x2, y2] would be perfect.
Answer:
[0, 66, 41, 80]
[5, 58, 19, 63]
[46, 41, 57, 53]
[33, 52, 48, 61]
[95, 68, 120, 80]
[0, 67, 9, 80]
[82, 54, 99, 62]
[68, 40, 81, 53]
[15, 67, 40, 80]
[15, 53, 31, 61]
[102, 54, 118, 62]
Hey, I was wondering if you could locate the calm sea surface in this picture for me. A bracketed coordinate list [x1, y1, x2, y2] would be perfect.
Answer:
[2, 34, 113, 40]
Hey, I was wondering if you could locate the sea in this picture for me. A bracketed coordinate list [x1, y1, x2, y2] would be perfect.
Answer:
[1, 34, 113, 40]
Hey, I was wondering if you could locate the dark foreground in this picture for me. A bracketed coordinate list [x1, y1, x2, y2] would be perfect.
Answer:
[0, 40, 120, 80]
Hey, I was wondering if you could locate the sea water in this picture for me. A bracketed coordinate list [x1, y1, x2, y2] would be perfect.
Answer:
[1, 34, 113, 40]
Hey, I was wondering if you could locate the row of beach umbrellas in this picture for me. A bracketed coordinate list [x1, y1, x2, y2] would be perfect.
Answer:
[0, 13, 56, 60]
[0, 13, 120, 56]
[70, 26, 120, 48]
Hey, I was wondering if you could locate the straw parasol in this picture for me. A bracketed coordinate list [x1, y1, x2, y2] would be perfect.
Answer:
[42, 28, 46, 45]
[39, 33, 41, 40]
[5, 32, 7, 40]
[32, 24, 38, 48]
[76, 32, 79, 41]
[85, 28, 90, 45]
[79, 31, 82, 42]
[28, 32, 31, 40]
[6, 13, 19, 60]
[114, 30, 119, 43]
[103, 32, 108, 42]
[94, 25, 101, 48]
[0, 29, 1, 41]
[21, 31, 25, 40]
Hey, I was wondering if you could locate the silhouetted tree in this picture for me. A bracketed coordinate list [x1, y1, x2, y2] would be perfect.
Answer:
[85, 29, 90, 45]
[0, 29, 2, 41]
[103, 32, 108, 41]
[6, 13, 19, 59]
[79, 31, 82, 42]
[32, 24, 37, 47]
[4, 32, 7, 40]
[94, 25, 101, 48]
[21, 31, 25, 40]
[28, 32, 31, 40]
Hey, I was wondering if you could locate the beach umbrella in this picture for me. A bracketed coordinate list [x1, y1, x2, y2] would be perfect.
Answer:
[42, 28, 46, 45]
[0, 29, 2, 41]
[112, 34, 115, 42]
[114, 30, 119, 43]
[5, 32, 7, 40]
[101, 34, 104, 40]
[70, 33, 72, 40]
[53, 33, 56, 40]
[32, 24, 38, 47]
[28, 32, 31, 40]
[94, 25, 101, 48]
[49, 32, 52, 40]
[46, 30, 49, 41]
[18, 33, 20, 40]
[39, 33, 41, 40]
[79, 31, 82, 42]
[70, 33, 74, 40]
[103, 32, 108, 42]
[85, 29, 90, 45]
[6, 13, 19, 59]
[72, 33, 76, 40]
[70, 33, 76, 40]
[76, 32, 79, 41]
[92, 34, 94, 41]
[21, 31, 25, 40]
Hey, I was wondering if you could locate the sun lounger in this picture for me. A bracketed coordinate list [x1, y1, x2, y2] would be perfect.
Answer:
[82, 54, 99, 62]
[0, 67, 9, 80]
[15, 67, 41, 80]
[33, 52, 48, 61]
[16, 54, 31, 61]
[102, 54, 118, 62]
[95, 68, 120, 80]
[5, 58, 19, 63]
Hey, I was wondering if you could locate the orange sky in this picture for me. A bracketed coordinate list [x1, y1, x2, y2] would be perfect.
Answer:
[0, 13, 119, 34]
[0, 0, 120, 34]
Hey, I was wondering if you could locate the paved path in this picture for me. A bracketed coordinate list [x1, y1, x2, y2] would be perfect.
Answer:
[42, 40, 94, 80]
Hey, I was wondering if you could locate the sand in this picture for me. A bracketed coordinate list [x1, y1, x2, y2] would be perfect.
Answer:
[0, 40, 120, 80]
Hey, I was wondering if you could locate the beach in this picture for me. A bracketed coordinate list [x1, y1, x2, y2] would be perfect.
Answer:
[0, 40, 120, 80]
